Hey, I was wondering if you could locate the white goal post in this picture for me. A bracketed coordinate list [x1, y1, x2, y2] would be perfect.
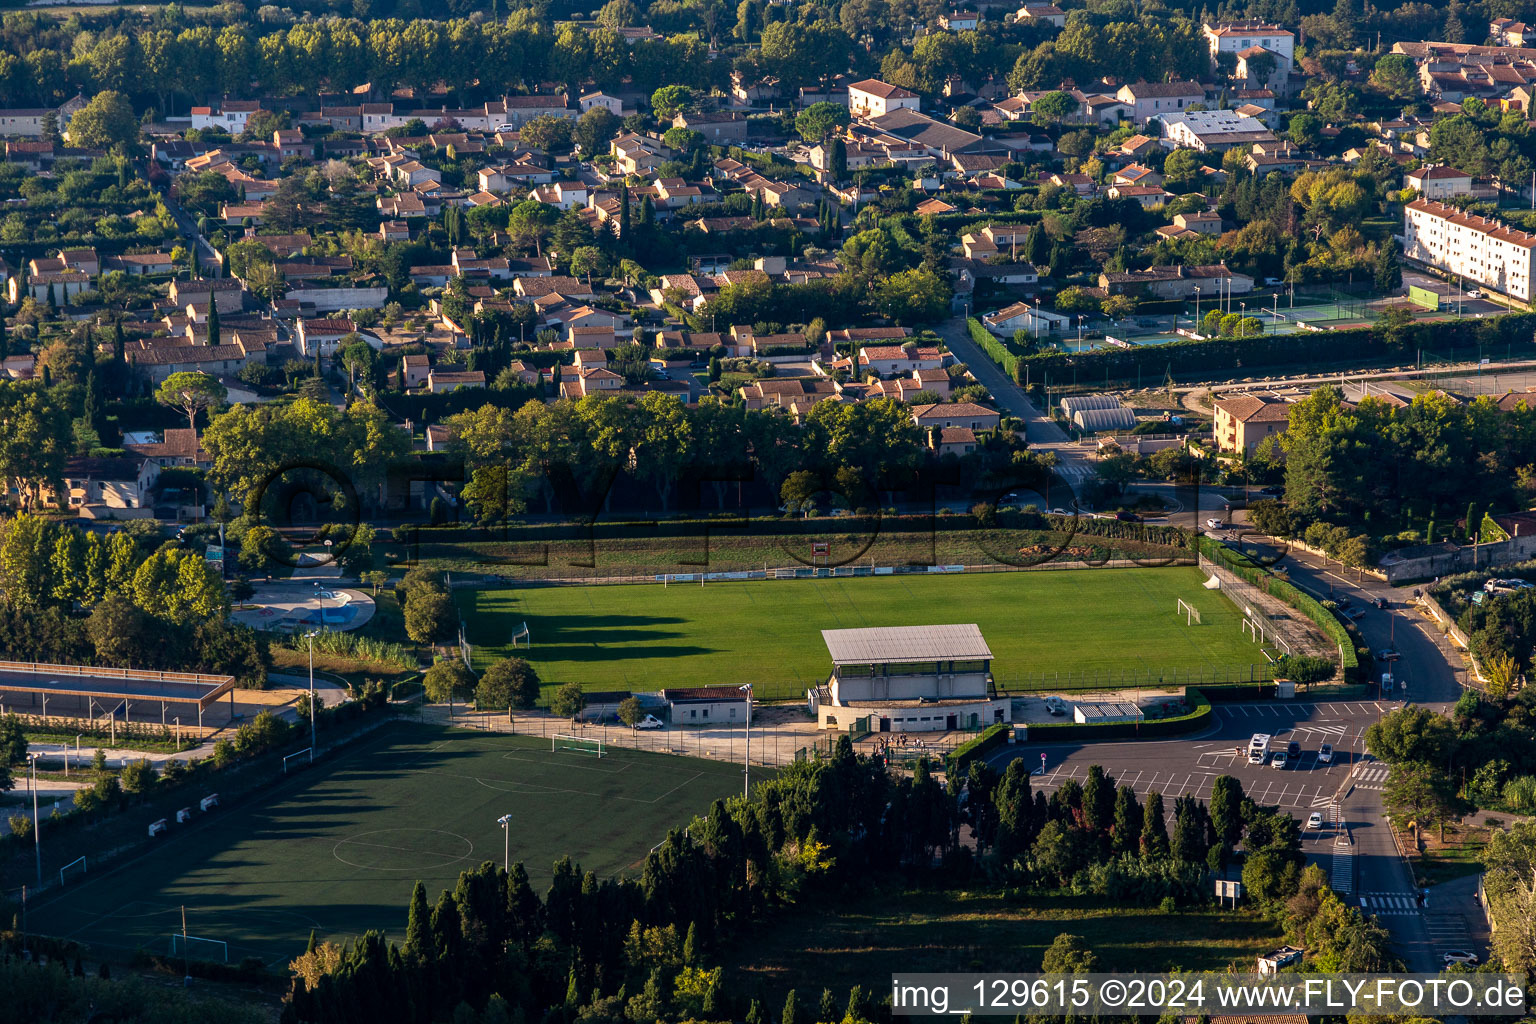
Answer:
[552, 734, 604, 758]
[510, 621, 531, 648]
[1177, 598, 1202, 625]
[59, 856, 86, 886]
[283, 747, 314, 773]
[169, 934, 229, 962]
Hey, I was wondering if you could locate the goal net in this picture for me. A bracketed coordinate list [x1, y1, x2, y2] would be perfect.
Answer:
[283, 747, 314, 773]
[59, 856, 86, 886]
[552, 734, 604, 757]
[170, 934, 228, 962]
[1177, 598, 1202, 625]
[510, 621, 531, 648]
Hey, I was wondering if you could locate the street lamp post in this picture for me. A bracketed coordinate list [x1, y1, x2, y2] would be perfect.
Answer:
[739, 684, 753, 799]
[1240, 301, 1247, 336]
[28, 751, 41, 888]
[1193, 286, 1200, 333]
[497, 814, 512, 872]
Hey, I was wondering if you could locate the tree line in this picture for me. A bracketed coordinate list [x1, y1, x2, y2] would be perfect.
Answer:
[0, 513, 269, 683]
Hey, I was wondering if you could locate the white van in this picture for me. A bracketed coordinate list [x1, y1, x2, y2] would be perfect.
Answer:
[1247, 733, 1271, 764]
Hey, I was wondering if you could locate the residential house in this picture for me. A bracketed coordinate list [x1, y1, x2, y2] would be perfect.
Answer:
[1213, 394, 1291, 453]
[426, 369, 486, 393]
[858, 344, 944, 377]
[939, 10, 981, 29]
[1404, 164, 1472, 199]
[910, 402, 1001, 431]
[50, 455, 161, 511]
[1115, 81, 1205, 123]
[190, 100, 262, 134]
[982, 301, 1069, 335]
[673, 110, 748, 142]
[1014, 3, 1065, 27]
[1098, 264, 1255, 299]
[848, 79, 922, 117]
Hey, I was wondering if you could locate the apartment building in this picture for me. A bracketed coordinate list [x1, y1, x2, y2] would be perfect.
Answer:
[1403, 198, 1536, 302]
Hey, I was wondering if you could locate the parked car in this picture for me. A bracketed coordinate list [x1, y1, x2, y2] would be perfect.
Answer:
[1271, 751, 1288, 769]
[1373, 596, 1389, 609]
[1260, 485, 1284, 495]
[1318, 743, 1334, 764]
[1206, 518, 1224, 529]
[1442, 950, 1479, 966]
[1286, 739, 1301, 759]
[1049, 507, 1067, 515]
[634, 714, 665, 730]
[1043, 696, 1068, 716]
[1115, 511, 1139, 522]
[1307, 812, 1324, 829]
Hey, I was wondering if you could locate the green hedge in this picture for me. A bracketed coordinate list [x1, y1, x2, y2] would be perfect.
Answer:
[1028, 689, 1212, 741]
[1196, 538, 1359, 679]
[967, 317, 1020, 378]
[1016, 312, 1536, 387]
[947, 722, 1011, 774]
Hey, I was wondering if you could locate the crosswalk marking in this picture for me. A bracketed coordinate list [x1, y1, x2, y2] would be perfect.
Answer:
[1331, 839, 1355, 894]
[1360, 893, 1420, 916]
[1352, 764, 1389, 790]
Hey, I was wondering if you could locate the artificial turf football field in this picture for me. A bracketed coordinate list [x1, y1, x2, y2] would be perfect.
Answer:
[32, 724, 745, 965]
[461, 566, 1265, 700]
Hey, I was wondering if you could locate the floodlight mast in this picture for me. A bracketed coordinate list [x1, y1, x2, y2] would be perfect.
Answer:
[498, 814, 513, 872]
[305, 627, 320, 752]
[739, 684, 753, 800]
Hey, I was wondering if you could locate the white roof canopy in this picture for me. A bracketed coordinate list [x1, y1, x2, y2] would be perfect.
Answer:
[822, 624, 993, 665]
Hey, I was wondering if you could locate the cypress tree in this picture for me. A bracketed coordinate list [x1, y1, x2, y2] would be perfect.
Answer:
[1141, 791, 1169, 859]
[818, 989, 838, 1023]
[620, 188, 631, 241]
[1111, 785, 1142, 855]
[403, 880, 433, 961]
[845, 986, 869, 1022]
[782, 989, 802, 1024]
[0, 317, 8, 361]
[683, 921, 699, 964]
[1024, 222, 1047, 265]
[305, 929, 317, 955]
[113, 319, 124, 364]
[746, 998, 766, 1024]
[206, 301, 220, 347]
[46, 281, 56, 309]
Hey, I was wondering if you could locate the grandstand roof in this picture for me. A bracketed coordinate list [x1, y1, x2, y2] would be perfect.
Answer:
[822, 625, 993, 665]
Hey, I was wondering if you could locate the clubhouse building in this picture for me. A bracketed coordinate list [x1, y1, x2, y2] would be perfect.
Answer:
[810, 624, 1012, 733]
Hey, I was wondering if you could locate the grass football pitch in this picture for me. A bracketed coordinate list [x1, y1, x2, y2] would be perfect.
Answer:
[32, 724, 747, 965]
[460, 567, 1265, 701]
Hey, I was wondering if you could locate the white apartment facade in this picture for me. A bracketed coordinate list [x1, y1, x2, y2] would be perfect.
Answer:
[1203, 22, 1295, 74]
[1403, 198, 1536, 302]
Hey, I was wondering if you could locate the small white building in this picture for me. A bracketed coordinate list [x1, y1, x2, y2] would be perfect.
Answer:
[1404, 164, 1473, 200]
[663, 685, 749, 725]
[848, 79, 921, 118]
[983, 302, 1070, 336]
